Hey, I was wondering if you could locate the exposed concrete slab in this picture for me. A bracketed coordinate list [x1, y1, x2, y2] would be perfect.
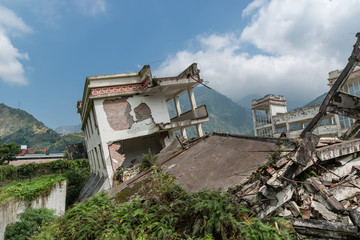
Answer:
[160, 135, 281, 192]
[321, 157, 360, 182]
[258, 184, 294, 219]
[110, 134, 292, 196]
[330, 177, 360, 202]
[311, 201, 337, 221]
[293, 219, 358, 239]
[315, 139, 360, 161]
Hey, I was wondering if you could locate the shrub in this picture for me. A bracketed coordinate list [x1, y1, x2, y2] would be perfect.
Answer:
[35, 170, 295, 239]
[5, 208, 56, 240]
[139, 149, 157, 171]
[0, 159, 90, 208]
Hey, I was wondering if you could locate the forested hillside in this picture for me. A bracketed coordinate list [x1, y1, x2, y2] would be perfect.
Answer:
[0, 103, 83, 153]
[168, 87, 254, 136]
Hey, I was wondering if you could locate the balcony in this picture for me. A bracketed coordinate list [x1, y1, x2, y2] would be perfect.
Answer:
[158, 105, 208, 131]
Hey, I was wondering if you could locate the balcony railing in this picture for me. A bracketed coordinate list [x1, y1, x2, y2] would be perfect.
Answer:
[158, 105, 208, 130]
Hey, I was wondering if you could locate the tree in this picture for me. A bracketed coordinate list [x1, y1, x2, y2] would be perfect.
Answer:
[0, 137, 21, 165]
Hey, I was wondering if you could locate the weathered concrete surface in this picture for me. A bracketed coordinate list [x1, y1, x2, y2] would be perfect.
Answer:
[0, 180, 66, 240]
[111, 134, 291, 195]
[321, 157, 360, 182]
[315, 139, 360, 161]
[292, 219, 358, 239]
[160, 135, 284, 192]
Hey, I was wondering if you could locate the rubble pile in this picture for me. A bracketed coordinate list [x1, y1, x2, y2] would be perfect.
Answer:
[234, 133, 360, 239]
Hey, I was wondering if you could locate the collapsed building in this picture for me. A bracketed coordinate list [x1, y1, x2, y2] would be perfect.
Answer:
[237, 32, 360, 239]
[252, 66, 360, 139]
[76, 32, 360, 238]
[77, 63, 209, 199]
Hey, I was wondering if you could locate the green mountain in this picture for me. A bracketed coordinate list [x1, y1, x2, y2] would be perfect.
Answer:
[168, 87, 254, 136]
[0, 103, 48, 138]
[302, 92, 327, 108]
[0, 103, 84, 153]
[55, 124, 82, 135]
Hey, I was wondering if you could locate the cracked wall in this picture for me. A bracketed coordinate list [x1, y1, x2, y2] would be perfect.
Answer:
[103, 97, 134, 131]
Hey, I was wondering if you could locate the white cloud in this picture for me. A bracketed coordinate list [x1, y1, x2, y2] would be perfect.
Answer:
[0, 5, 31, 85]
[156, 0, 360, 107]
[75, 0, 106, 16]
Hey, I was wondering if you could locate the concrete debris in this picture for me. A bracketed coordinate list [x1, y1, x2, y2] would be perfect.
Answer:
[311, 201, 338, 221]
[330, 178, 360, 202]
[350, 209, 360, 228]
[232, 136, 360, 239]
[315, 139, 360, 161]
[292, 219, 358, 239]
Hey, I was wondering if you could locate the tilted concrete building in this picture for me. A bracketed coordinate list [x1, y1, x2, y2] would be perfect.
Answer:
[77, 63, 209, 199]
[252, 66, 360, 138]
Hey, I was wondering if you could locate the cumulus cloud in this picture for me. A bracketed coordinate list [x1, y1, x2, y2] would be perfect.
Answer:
[156, 0, 360, 107]
[0, 5, 31, 85]
[75, 0, 106, 16]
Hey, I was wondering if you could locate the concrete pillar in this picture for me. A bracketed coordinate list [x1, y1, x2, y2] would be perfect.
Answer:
[174, 96, 181, 116]
[174, 96, 187, 139]
[334, 114, 342, 137]
[181, 128, 188, 138]
[268, 107, 275, 135]
[286, 122, 290, 133]
[188, 88, 204, 137]
[188, 88, 197, 110]
[252, 109, 257, 136]
[196, 124, 204, 137]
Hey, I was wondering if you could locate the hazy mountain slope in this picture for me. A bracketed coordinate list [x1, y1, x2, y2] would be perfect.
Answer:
[0, 103, 48, 138]
[302, 92, 327, 108]
[168, 87, 254, 135]
[55, 124, 82, 135]
[0, 103, 83, 152]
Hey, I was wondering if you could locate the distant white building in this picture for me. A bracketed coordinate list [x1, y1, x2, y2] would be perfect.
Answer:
[77, 63, 209, 199]
[252, 66, 360, 138]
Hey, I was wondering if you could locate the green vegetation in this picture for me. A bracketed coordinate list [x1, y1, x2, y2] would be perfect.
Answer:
[301, 92, 327, 108]
[0, 103, 47, 139]
[0, 175, 66, 204]
[0, 102, 84, 152]
[0, 159, 90, 207]
[139, 149, 158, 171]
[167, 86, 254, 136]
[34, 169, 295, 239]
[1, 125, 84, 153]
[0, 137, 21, 165]
[5, 208, 56, 240]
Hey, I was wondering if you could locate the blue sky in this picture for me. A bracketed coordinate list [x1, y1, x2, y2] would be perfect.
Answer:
[1, 0, 360, 129]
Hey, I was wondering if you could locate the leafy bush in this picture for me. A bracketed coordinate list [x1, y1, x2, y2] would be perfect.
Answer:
[0, 159, 90, 208]
[35, 170, 294, 239]
[139, 149, 157, 171]
[35, 193, 114, 240]
[0, 159, 89, 183]
[0, 141, 21, 165]
[5, 208, 56, 240]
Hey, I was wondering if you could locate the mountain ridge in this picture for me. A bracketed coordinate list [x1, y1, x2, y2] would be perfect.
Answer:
[0, 103, 84, 153]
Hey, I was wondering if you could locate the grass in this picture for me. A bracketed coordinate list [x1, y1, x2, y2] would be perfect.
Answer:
[0, 174, 66, 204]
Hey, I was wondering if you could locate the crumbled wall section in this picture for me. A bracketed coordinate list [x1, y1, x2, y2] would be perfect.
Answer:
[134, 103, 152, 122]
[108, 142, 125, 171]
[103, 97, 134, 130]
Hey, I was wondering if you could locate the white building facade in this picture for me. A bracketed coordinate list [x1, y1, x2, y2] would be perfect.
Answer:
[253, 66, 360, 139]
[77, 64, 209, 199]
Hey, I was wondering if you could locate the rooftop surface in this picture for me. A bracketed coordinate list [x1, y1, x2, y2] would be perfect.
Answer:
[111, 133, 296, 195]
